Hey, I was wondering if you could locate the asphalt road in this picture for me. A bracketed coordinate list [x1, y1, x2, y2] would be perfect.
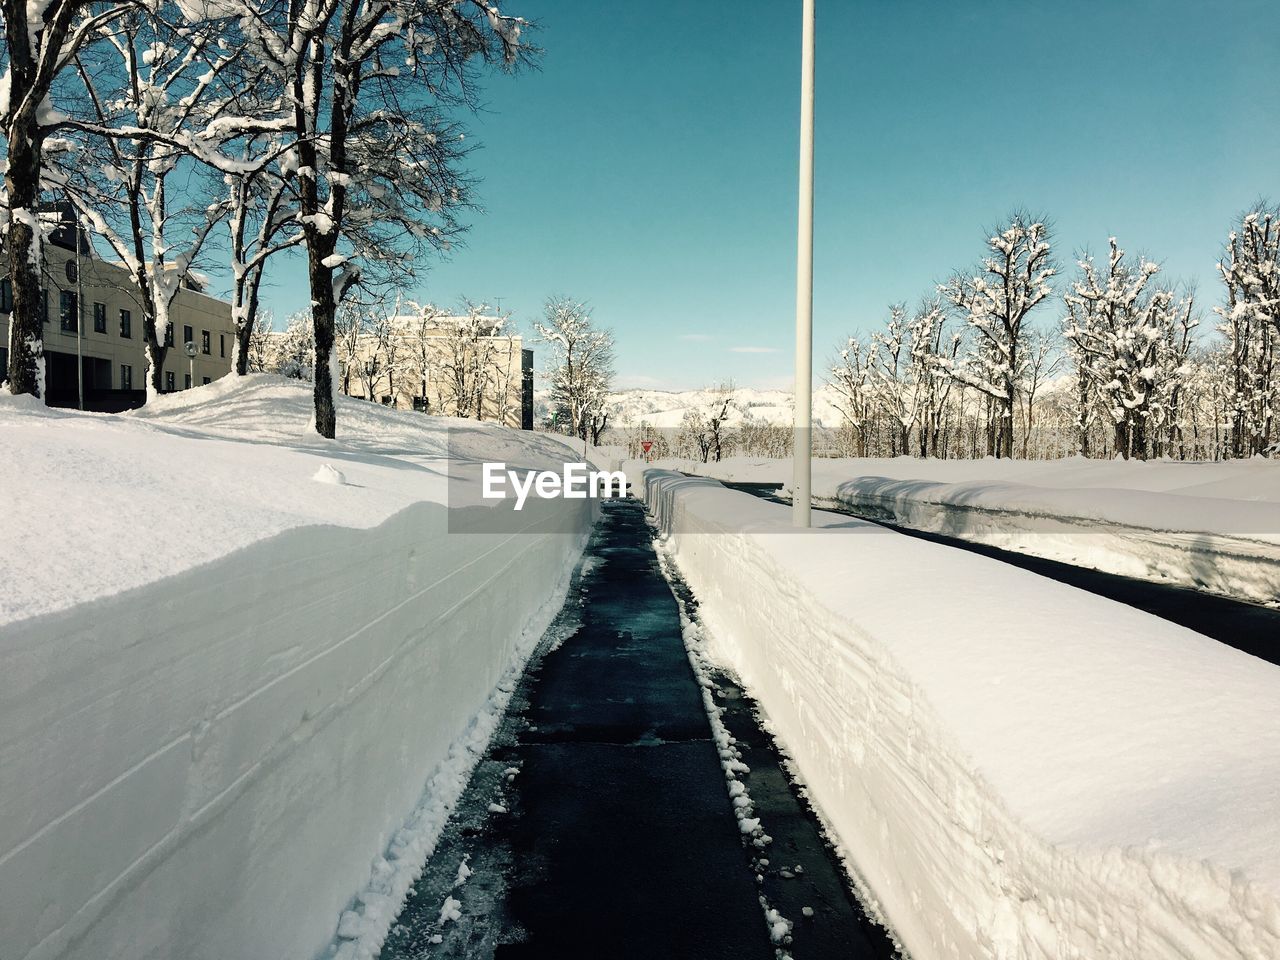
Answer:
[719, 480, 1280, 667]
[378, 497, 898, 960]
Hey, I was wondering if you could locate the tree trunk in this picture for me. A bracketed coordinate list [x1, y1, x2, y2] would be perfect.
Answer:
[232, 268, 262, 376]
[143, 312, 169, 397]
[4, 131, 44, 397]
[308, 246, 337, 438]
[1000, 394, 1016, 459]
[235, 319, 254, 376]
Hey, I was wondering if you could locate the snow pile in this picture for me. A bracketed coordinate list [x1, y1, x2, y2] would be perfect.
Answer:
[671, 455, 1280, 603]
[313, 462, 349, 485]
[0, 375, 593, 960]
[644, 470, 1280, 960]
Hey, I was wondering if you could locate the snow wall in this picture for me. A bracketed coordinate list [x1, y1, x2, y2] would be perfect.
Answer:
[1, 499, 592, 960]
[643, 470, 1280, 960]
[825, 480, 1280, 606]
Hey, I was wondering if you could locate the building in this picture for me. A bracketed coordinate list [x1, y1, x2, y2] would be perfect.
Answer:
[339, 317, 533, 429]
[0, 206, 235, 411]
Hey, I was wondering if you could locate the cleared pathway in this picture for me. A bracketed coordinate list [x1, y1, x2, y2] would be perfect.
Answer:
[378, 498, 897, 959]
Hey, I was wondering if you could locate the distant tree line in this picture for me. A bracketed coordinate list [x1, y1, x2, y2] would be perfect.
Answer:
[828, 207, 1279, 461]
[251, 299, 523, 422]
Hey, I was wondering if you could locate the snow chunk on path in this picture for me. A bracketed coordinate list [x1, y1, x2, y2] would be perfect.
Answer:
[313, 463, 348, 485]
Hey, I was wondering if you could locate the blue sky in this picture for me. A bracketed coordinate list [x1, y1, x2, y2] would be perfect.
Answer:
[257, 0, 1280, 391]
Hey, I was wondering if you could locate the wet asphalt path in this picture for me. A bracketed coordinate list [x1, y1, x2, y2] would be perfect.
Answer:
[719, 480, 1280, 667]
[378, 498, 899, 960]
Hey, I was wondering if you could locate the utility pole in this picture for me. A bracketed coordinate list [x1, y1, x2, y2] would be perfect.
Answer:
[75, 210, 84, 410]
[793, 0, 815, 527]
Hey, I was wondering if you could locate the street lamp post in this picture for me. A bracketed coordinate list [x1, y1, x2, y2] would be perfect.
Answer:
[793, 0, 815, 528]
[75, 218, 84, 411]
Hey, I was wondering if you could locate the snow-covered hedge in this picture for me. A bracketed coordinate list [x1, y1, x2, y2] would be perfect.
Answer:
[0, 378, 593, 960]
[644, 470, 1280, 960]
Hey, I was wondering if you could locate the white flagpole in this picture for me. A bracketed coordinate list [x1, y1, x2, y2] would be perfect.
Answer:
[793, 0, 815, 527]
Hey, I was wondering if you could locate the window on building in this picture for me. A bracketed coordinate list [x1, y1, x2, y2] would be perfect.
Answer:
[120, 308, 132, 338]
[201, 329, 210, 355]
[164, 325, 174, 347]
[120, 364, 132, 390]
[41, 289, 48, 323]
[183, 324, 193, 347]
[184, 373, 192, 390]
[59, 290, 78, 332]
[202, 376, 211, 385]
[219, 334, 226, 358]
[0, 279, 11, 313]
[93, 301, 106, 333]
[165, 371, 175, 392]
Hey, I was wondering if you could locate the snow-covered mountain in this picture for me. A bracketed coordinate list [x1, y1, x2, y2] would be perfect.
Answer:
[536, 385, 849, 430]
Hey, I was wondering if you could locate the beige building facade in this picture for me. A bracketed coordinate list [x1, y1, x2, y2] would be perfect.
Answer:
[0, 215, 234, 410]
[340, 319, 534, 429]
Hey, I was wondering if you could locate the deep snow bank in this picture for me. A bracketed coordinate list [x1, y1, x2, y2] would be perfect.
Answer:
[0, 377, 592, 960]
[670, 456, 1280, 604]
[644, 470, 1280, 960]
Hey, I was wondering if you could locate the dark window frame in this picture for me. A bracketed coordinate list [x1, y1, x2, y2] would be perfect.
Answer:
[59, 290, 78, 333]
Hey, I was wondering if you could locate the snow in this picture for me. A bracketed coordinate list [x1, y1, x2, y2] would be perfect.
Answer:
[0, 375, 593, 960]
[438, 895, 462, 925]
[644, 470, 1280, 960]
[313, 462, 348, 484]
[665, 455, 1280, 604]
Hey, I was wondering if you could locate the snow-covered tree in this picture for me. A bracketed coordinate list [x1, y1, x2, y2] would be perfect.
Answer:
[909, 301, 960, 457]
[1, 0, 133, 396]
[864, 302, 957, 457]
[676, 382, 735, 463]
[942, 213, 1056, 458]
[866, 305, 921, 456]
[829, 336, 875, 457]
[225, 137, 301, 375]
[272, 311, 315, 379]
[537, 297, 615, 444]
[1215, 205, 1278, 457]
[238, 0, 532, 437]
[431, 303, 507, 418]
[334, 300, 369, 394]
[244, 310, 276, 372]
[60, 8, 245, 397]
[1063, 238, 1196, 459]
[1017, 329, 1062, 459]
[392, 301, 447, 411]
